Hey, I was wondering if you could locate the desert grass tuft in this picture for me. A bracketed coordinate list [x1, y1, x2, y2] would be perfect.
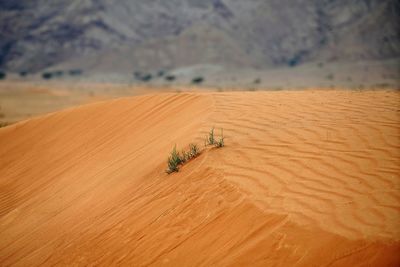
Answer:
[205, 127, 215, 146]
[205, 127, 224, 148]
[215, 128, 224, 147]
[166, 145, 182, 174]
[167, 127, 224, 174]
[189, 143, 199, 158]
[166, 143, 200, 174]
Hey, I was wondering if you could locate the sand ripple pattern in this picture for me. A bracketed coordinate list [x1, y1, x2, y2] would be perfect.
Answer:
[0, 90, 399, 266]
[209, 90, 400, 240]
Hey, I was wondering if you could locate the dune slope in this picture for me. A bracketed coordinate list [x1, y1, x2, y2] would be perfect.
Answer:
[0, 90, 399, 266]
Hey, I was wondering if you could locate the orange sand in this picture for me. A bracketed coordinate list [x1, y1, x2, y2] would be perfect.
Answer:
[0, 90, 399, 266]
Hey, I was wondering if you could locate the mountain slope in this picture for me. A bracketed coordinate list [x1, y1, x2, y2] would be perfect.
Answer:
[0, 0, 399, 72]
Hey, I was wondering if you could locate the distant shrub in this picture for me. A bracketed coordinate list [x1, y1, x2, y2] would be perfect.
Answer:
[53, 70, 63, 77]
[0, 71, 6, 80]
[0, 121, 10, 128]
[192, 77, 204, 84]
[326, 74, 334, 80]
[42, 72, 53, 79]
[141, 74, 152, 82]
[69, 69, 82, 76]
[165, 75, 176, 81]
[253, 78, 261, 84]
[19, 71, 28, 77]
[158, 70, 165, 77]
[133, 71, 153, 82]
[288, 57, 299, 67]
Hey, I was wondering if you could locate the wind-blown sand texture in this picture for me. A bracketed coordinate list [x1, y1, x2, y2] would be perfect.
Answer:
[0, 90, 399, 266]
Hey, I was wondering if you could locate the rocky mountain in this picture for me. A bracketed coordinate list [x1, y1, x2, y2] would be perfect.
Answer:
[0, 0, 399, 73]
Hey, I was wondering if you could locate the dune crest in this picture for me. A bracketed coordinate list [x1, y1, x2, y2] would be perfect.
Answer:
[0, 90, 399, 266]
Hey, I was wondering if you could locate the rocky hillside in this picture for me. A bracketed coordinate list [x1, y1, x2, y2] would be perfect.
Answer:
[0, 0, 399, 73]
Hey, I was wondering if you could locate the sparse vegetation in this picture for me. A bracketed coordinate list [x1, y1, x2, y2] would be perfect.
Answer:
[0, 122, 10, 128]
[189, 143, 199, 158]
[215, 129, 225, 147]
[42, 72, 53, 79]
[205, 127, 215, 146]
[166, 128, 224, 174]
[69, 69, 82, 76]
[205, 127, 224, 148]
[165, 75, 176, 81]
[141, 74, 152, 82]
[326, 74, 334, 80]
[0, 71, 6, 80]
[53, 70, 63, 77]
[166, 143, 200, 174]
[166, 145, 182, 174]
[42, 70, 68, 79]
[19, 71, 28, 77]
[253, 78, 261, 84]
[133, 71, 153, 82]
[192, 77, 204, 84]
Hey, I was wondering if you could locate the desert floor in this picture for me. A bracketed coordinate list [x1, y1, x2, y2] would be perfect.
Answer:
[0, 87, 399, 266]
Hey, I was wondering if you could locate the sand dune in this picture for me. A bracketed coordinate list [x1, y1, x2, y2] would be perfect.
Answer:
[0, 90, 399, 266]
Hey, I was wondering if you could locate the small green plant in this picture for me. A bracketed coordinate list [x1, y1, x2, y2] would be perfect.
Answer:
[205, 127, 225, 148]
[205, 127, 215, 146]
[166, 127, 224, 174]
[166, 145, 182, 174]
[215, 128, 224, 147]
[189, 143, 199, 158]
[166, 143, 200, 174]
[181, 149, 189, 163]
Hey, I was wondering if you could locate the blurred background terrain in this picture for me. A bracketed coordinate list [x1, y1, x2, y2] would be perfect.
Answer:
[0, 0, 399, 123]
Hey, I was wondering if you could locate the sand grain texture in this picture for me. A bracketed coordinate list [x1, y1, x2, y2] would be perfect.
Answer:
[0, 90, 399, 266]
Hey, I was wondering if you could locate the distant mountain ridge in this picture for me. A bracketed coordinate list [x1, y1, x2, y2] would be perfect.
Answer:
[0, 0, 399, 73]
